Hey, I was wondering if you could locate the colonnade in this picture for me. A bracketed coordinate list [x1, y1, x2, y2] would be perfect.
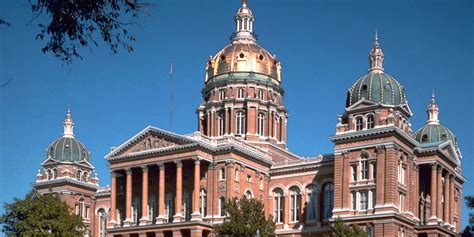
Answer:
[109, 158, 203, 227]
[429, 163, 455, 227]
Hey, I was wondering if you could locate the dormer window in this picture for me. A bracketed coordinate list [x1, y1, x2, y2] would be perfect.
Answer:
[422, 134, 428, 143]
[355, 117, 363, 131]
[367, 115, 375, 129]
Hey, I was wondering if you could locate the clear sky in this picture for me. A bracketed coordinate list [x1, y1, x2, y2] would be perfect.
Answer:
[1, 0, 472, 229]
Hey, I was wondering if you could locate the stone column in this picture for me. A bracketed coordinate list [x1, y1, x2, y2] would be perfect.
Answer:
[172, 229, 182, 237]
[191, 229, 203, 237]
[443, 172, 449, 225]
[206, 111, 210, 136]
[109, 171, 117, 226]
[449, 174, 454, 226]
[436, 167, 442, 222]
[226, 161, 235, 199]
[375, 146, 385, 209]
[191, 158, 202, 221]
[173, 160, 184, 222]
[206, 163, 216, 220]
[283, 193, 290, 229]
[124, 168, 133, 227]
[225, 107, 230, 135]
[156, 163, 166, 224]
[139, 166, 150, 225]
[429, 164, 437, 223]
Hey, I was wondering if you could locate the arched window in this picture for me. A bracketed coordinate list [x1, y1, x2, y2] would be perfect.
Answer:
[360, 156, 369, 180]
[78, 198, 85, 218]
[355, 117, 363, 131]
[218, 112, 225, 136]
[47, 169, 53, 180]
[245, 190, 253, 199]
[219, 90, 226, 100]
[236, 111, 246, 135]
[200, 189, 207, 217]
[82, 172, 88, 182]
[237, 88, 245, 98]
[306, 184, 318, 221]
[219, 197, 226, 217]
[272, 188, 284, 223]
[165, 192, 174, 222]
[367, 115, 375, 129]
[422, 134, 428, 143]
[183, 190, 191, 221]
[289, 186, 301, 222]
[259, 177, 264, 190]
[98, 209, 107, 237]
[76, 170, 82, 180]
[257, 113, 265, 136]
[322, 183, 334, 219]
[235, 169, 239, 181]
[257, 90, 264, 100]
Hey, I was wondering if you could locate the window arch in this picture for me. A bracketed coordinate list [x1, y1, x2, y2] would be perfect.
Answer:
[289, 186, 301, 222]
[47, 169, 53, 180]
[98, 209, 107, 237]
[219, 197, 226, 217]
[76, 170, 82, 180]
[236, 111, 246, 135]
[367, 114, 375, 129]
[322, 182, 334, 219]
[245, 190, 253, 199]
[82, 172, 88, 182]
[257, 112, 265, 136]
[200, 189, 207, 217]
[218, 112, 225, 136]
[306, 184, 318, 221]
[53, 168, 58, 179]
[355, 117, 364, 131]
[272, 188, 284, 223]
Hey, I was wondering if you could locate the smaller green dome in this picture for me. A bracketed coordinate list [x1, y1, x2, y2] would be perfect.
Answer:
[45, 109, 90, 162]
[46, 136, 90, 162]
[346, 71, 407, 107]
[414, 124, 456, 145]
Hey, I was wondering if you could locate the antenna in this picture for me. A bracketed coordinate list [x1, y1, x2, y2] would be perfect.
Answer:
[169, 59, 174, 131]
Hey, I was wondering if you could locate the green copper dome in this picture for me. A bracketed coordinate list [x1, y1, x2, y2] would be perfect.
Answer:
[346, 71, 407, 108]
[346, 33, 408, 108]
[46, 136, 90, 162]
[45, 109, 90, 162]
[414, 124, 456, 145]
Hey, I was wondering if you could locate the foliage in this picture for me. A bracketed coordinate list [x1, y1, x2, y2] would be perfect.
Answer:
[30, 0, 148, 64]
[0, 190, 85, 235]
[331, 218, 368, 237]
[461, 226, 473, 237]
[214, 196, 276, 237]
[466, 195, 474, 226]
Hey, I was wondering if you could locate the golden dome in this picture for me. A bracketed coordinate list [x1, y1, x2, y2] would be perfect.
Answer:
[205, 1, 281, 84]
[205, 41, 281, 84]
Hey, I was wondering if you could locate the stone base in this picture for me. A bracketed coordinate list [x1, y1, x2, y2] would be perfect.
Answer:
[123, 219, 133, 227]
[156, 215, 167, 224]
[139, 217, 151, 226]
[427, 216, 438, 225]
[190, 212, 202, 221]
[173, 213, 185, 223]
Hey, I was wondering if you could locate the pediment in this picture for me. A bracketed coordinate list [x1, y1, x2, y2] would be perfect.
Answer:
[346, 99, 378, 110]
[106, 126, 194, 159]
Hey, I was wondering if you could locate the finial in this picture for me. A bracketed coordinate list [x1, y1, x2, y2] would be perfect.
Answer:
[427, 92, 440, 124]
[63, 107, 75, 137]
[368, 30, 384, 72]
[431, 89, 436, 104]
[374, 29, 379, 46]
[242, 0, 247, 6]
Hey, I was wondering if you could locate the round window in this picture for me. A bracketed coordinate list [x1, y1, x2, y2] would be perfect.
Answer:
[239, 53, 245, 58]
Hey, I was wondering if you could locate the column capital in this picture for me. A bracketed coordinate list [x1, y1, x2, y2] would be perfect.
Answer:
[226, 160, 235, 166]
[175, 160, 183, 167]
[141, 165, 149, 172]
[157, 162, 165, 170]
[431, 163, 438, 170]
[125, 168, 132, 175]
[193, 157, 201, 165]
[375, 145, 385, 154]
[437, 166, 443, 173]
[208, 162, 216, 169]
[449, 173, 455, 180]
[111, 171, 117, 178]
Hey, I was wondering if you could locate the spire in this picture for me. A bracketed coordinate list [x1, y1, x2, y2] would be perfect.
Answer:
[63, 108, 75, 137]
[427, 91, 440, 125]
[368, 30, 384, 72]
[232, 0, 255, 41]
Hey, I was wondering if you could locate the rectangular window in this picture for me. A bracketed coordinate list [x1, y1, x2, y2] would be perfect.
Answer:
[352, 165, 357, 181]
[372, 189, 376, 208]
[220, 168, 226, 180]
[361, 160, 369, 180]
[372, 162, 377, 180]
[360, 191, 368, 210]
[235, 170, 239, 181]
[351, 191, 357, 210]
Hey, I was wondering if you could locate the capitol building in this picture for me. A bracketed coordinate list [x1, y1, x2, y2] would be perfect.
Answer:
[33, 1, 464, 237]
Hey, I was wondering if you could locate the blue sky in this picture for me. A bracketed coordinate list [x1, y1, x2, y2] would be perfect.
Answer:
[1, 0, 472, 229]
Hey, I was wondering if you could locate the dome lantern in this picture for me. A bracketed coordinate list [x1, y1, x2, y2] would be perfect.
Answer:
[368, 30, 384, 73]
[232, 0, 255, 42]
[427, 90, 440, 125]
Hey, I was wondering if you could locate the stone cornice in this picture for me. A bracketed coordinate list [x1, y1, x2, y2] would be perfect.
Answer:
[34, 177, 98, 191]
[331, 126, 418, 147]
[270, 155, 334, 176]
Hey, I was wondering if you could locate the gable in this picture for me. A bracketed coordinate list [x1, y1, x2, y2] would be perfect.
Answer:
[106, 126, 194, 159]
